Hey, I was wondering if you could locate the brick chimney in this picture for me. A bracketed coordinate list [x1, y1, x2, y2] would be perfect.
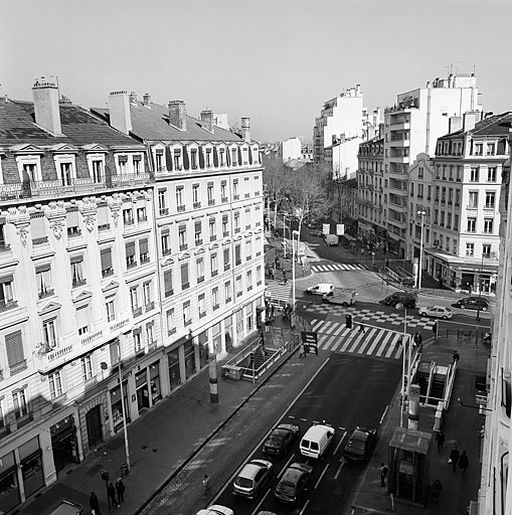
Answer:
[200, 109, 214, 132]
[32, 77, 62, 136]
[168, 100, 187, 131]
[449, 116, 462, 133]
[143, 92, 151, 106]
[463, 111, 481, 132]
[241, 117, 250, 142]
[108, 91, 132, 135]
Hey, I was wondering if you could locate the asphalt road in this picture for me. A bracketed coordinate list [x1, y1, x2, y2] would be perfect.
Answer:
[212, 354, 401, 514]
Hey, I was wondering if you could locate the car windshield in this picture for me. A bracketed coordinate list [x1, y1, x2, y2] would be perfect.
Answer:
[348, 439, 366, 451]
[268, 433, 284, 444]
[235, 477, 253, 488]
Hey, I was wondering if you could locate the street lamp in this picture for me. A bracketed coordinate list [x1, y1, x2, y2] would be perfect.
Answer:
[118, 330, 132, 473]
[476, 253, 485, 322]
[291, 229, 299, 328]
[416, 210, 427, 289]
[283, 213, 287, 258]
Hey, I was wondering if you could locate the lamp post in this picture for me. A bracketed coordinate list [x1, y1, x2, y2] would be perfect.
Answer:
[283, 213, 287, 258]
[476, 253, 485, 322]
[417, 210, 427, 289]
[118, 331, 131, 473]
[400, 308, 408, 428]
[291, 229, 299, 328]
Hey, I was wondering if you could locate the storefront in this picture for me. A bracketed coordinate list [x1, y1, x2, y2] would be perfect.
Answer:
[168, 349, 180, 391]
[184, 338, 195, 379]
[235, 309, 244, 342]
[198, 330, 209, 369]
[212, 322, 222, 354]
[135, 369, 150, 412]
[110, 380, 130, 433]
[149, 361, 162, 405]
[245, 303, 254, 333]
[224, 317, 233, 352]
[50, 415, 79, 474]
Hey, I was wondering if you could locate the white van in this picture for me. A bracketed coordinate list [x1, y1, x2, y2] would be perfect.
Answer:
[305, 283, 334, 296]
[299, 422, 335, 459]
[323, 289, 357, 307]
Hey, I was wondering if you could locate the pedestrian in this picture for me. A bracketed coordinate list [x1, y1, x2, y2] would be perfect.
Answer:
[89, 491, 101, 515]
[282, 269, 288, 284]
[107, 482, 118, 509]
[413, 332, 420, 346]
[270, 266, 275, 280]
[270, 302, 275, 319]
[458, 450, 469, 473]
[202, 473, 211, 498]
[431, 478, 443, 504]
[115, 478, 125, 504]
[299, 344, 306, 358]
[358, 324, 365, 334]
[435, 430, 445, 453]
[380, 462, 388, 487]
[449, 446, 460, 473]
[452, 350, 460, 363]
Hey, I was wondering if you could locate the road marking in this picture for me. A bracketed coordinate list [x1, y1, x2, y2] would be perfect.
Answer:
[385, 335, 401, 358]
[299, 500, 310, 515]
[380, 405, 390, 425]
[357, 328, 377, 354]
[334, 458, 346, 479]
[376, 332, 394, 357]
[300, 417, 308, 422]
[333, 430, 347, 455]
[278, 454, 295, 479]
[314, 463, 330, 489]
[348, 331, 366, 352]
[323, 335, 337, 351]
[251, 489, 270, 515]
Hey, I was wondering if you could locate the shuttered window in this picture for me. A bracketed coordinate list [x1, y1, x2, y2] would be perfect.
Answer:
[6, 330, 25, 368]
[97, 207, 109, 228]
[164, 270, 173, 297]
[100, 248, 113, 276]
[31, 215, 46, 239]
[181, 263, 189, 289]
[139, 238, 149, 263]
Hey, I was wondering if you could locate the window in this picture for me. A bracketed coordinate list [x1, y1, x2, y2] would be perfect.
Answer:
[191, 149, 198, 169]
[133, 329, 143, 352]
[235, 275, 242, 297]
[410, 183, 414, 196]
[125, 241, 137, 269]
[441, 187, 446, 203]
[192, 184, 200, 206]
[418, 166, 424, 179]
[6, 330, 26, 373]
[455, 189, 461, 206]
[137, 207, 147, 222]
[155, 149, 164, 172]
[161, 229, 170, 255]
[146, 322, 155, 346]
[181, 263, 189, 290]
[71, 256, 85, 287]
[81, 355, 93, 382]
[486, 143, 495, 156]
[256, 265, 262, 285]
[470, 167, 479, 182]
[43, 319, 57, 349]
[245, 207, 251, 229]
[474, 143, 483, 156]
[59, 162, 73, 186]
[133, 155, 141, 175]
[173, 150, 181, 170]
[487, 167, 497, 182]
[247, 270, 253, 291]
[176, 186, 184, 209]
[433, 209, 438, 225]
[207, 182, 214, 205]
[183, 301, 191, 326]
[139, 238, 149, 263]
[234, 212, 240, 232]
[233, 179, 239, 197]
[164, 269, 173, 297]
[220, 148, 225, 167]
[446, 213, 452, 229]
[77, 306, 89, 335]
[245, 239, 252, 260]
[484, 218, 494, 233]
[209, 218, 216, 241]
[49, 371, 63, 399]
[454, 214, 459, 229]
[447, 188, 453, 204]
[417, 184, 424, 199]
[467, 218, 476, 233]
[483, 244, 491, 258]
[12, 389, 28, 419]
[196, 257, 205, 282]
[158, 189, 168, 215]
[212, 287, 219, 309]
[439, 212, 445, 227]
[198, 293, 206, 317]
[36, 264, 53, 298]
[435, 186, 440, 202]
[468, 191, 478, 209]
[427, 185, 431, 201]
[210, 253, 218, 276]
[179, 225, 187, 250]
[235, 244, 241, 265]
[106, 299, 116, 322]
[167, 308, 176, 335]
[206, 149, 212, 168]
[123, 208, 134, 225]
[23, 162, 38, 181]
[231, 148, 238, 166]
[143, 281, 152, 308]
[223, 248, 230, 271]
[222, 214, 229, 236]
[194, 221, 202, 246]
[221, 181, 227, 200]
[130, 286, 140, 313]
[225, 280, 232, 303]
[100, 248, 113, 278]
[485, 191, 496, 209]
[0, 275, 14, 310]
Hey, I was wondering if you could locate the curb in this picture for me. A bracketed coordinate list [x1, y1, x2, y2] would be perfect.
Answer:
[134, 330, 306, 514]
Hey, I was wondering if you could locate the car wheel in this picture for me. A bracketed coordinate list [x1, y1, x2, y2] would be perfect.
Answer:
[342, 302, 349, 307]
[460, 304, 466, 309]
[396, 302, 404, 309]
[443, 315, 448, 320]
[482, 307, 489, 312]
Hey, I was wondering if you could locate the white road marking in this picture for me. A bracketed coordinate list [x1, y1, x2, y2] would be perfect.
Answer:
[299, 500, 310, 515]
[333, 430, 347, 455]
[356, 328, 377, 354]
[334, 458, 346, 479]
[314, 463, 330, 489]
[380, 405, 390, 425]
[251, 489, 270, 515]
[323, 335, 337, 351]
[278, 454, 295, 479]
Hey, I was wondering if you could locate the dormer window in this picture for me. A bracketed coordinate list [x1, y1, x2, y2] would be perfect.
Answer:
[173, 149, 181, 170]
[92, 160, 103, 183]
[231, 148, 237, 166]
[133, 155, 142, 175]
[60, 162, 73, 186]
[155, 149, 164, 172]
[191, 149, 198, 170]
[206, 148, 212, 168]
[219, 148, 225, 167]
[118, 155, 128, 174]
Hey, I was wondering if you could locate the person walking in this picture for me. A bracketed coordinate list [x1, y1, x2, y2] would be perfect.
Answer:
[431, 478, 443, 504]
[202, 473, 212, 498]
[436, 431, 445, 453]
[449, 446, 460, 473]
[89, 491, 101, 515]
[452, 350, 460, 363]
[115, 478, 125, 504]
[270, 302, 275, 319]
[282, 269, 288, 284]
[107, 482, 118, 509]
[358, 324, 366, 334]
[380, 462, 388, 487]
[458, 450, 469, 473]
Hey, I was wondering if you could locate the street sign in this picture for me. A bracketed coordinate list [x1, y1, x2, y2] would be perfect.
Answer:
[322, 223, 330, 235]
[301, 331, 318, 355]
[336, 223, 345, 236]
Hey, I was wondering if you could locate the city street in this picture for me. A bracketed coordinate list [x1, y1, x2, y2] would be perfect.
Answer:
[211, 354, 401, 514]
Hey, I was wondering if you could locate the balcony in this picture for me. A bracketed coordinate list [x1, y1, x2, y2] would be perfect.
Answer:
[15, 412, 34, 429]
[180, 243, 188, 251]
[223, 231, 229, 238]
[97, 224, 110, 232]
[112, 172, 151, 187]
[199, 311, 206, 319]
[145, 301, 155, 312]
[210, 235, 217, 242]
[159, 208, 169, 216]
[72, 278, 87, 288]
[9, 359, 28, 375]
[0, 423, 11, 440]
[177, 205, 186, 212]
[221, 196, 228, 203]
[132, 306, 143, 317]
[244, 193, 250, 198]
[195, 238, 203, 246]
[0, 242, 11, 252]
[162, 248, 172, 256]
[0, 299, 18, 313]
[466, 205, 478, 211]
[67, 227, 82, 238]
[126, 259, 138, 270]
[233, 194, 240, 200]
[208, 199, 216, 206]
[212, 270, 218, 277]
[38, 288, 55, 299]
[102, 267, 114, 278]
[197, 276, 205, 283]
[165, 289, 174, 298]
[235, 227, 241, 234]
[33, 236, 49, 246]
[193, 202, 201, 209]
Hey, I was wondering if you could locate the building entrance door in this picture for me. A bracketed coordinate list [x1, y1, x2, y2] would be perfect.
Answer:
[136, 370, 150, 412]
[85, 405, 103, 448]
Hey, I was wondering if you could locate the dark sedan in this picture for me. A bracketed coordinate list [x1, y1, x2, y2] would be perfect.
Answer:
[274, 462, 313, 503]
[451, 296, 489, 311]
[262, 423, 300, 456]
[342, 426, 377, 463]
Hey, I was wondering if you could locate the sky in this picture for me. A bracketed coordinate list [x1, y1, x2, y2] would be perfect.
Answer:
[1, 0, 512, 143]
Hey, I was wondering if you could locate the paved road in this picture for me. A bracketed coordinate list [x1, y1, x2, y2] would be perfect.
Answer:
[212, 354, 401, 514]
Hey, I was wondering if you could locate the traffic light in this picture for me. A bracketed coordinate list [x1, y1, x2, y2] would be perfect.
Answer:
[432, 322, 438, 340]
[345, 314, 353, 329]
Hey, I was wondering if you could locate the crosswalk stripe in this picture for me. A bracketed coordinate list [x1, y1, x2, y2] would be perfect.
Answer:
[323, 335, 338, 351]
[375, 332, 394, 357]
[348, 331, 367, 352]
[330, 327, 351, 351]
[394, 343, 404, 359]
[357, 328, 378, 354]
[333, 324, 345, 336]
[311, 320, 323, 331]
[385, 334, 403, 359]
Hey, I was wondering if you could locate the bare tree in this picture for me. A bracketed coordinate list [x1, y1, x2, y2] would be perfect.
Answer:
[262, 155, 291, 229]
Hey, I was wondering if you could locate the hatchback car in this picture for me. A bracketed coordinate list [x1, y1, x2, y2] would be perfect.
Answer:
[452, 297, 489, 311]
[342, 426, 377, 463]
[274, 462, 313, 503]
[262, 423, 300, 456]
[196, 506, 234, 515]
[418, 305, 453, 319]
[232, 459, 273, 499]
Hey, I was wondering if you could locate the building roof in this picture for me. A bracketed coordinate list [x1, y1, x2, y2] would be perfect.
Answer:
[92, 101, 243, 143]
[361, 135, 384, 146]
[439, 112, 512, 141]
[0, 98, 141, 148]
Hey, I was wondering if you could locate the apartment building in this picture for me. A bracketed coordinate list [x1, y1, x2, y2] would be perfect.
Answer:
[383, 74, 482, 257]
[281, 137, 302, 163]
[423, 112, 510, 292]
[93, 91, 264, 389]
[0, 79, 158, 511]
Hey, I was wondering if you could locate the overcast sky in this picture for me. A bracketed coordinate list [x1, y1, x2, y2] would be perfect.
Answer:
[1, 0, 511, 142]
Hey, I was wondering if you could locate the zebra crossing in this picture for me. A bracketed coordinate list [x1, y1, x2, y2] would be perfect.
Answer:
[265, 281, 291, 304]
[310, 318, 404, 360]
[311, 263, 368, 273]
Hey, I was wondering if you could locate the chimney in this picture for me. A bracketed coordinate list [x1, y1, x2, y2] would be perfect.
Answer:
[214, 113, 229, 130]
[200, 109, 214, 132]
[355, 83, 361, 96]
[143, 92, 150, 106]
[108, 91, 132, 135]
[463, 112, 478, 132]
[168, 100, 187, 131]
[32, 77, 62, 135]
[449, 116, 462, 133]
[129, 91, 137, 104]
[241, 117, 250, 142]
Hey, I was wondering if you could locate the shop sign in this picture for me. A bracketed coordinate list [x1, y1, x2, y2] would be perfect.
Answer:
[399, 460, 414, 475]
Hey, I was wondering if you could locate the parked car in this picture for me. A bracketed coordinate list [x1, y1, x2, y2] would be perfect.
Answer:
[324, 234, 339, 246]
[262, 423, 300, 456]
[232, 459, 273, 499]
[274, 462, 313, 503]
[196, 506, 234, 515]
[322, 289, 357, 307]
[305, 283, 335, 296]
[342, 426, 378, 463]
[380, 291, 417, 309]
[418, 305, 453, 319]
[451, 297, 490, 311]
[299, 422, 335, 459]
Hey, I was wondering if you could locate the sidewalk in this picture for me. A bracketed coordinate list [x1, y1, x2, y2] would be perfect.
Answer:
[20, 317, 303, 515]
[351, 329, 489, 514]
